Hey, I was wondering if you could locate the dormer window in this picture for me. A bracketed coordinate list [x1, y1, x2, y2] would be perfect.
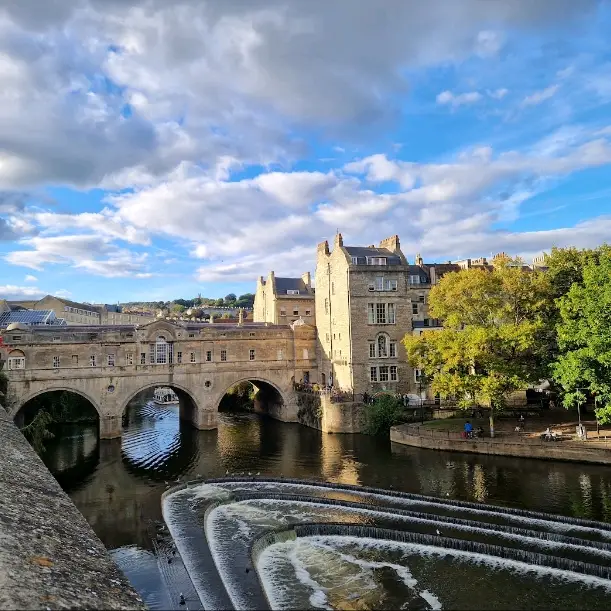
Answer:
[351, 256, 359, 264]
[367, 257, 387, 266]
[287, 289, 300, 295]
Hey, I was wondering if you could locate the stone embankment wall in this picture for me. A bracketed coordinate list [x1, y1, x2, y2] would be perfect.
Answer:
[390, 424, 611, 465]
[296, 392, 364, 433]
[0, 405, 145, 610]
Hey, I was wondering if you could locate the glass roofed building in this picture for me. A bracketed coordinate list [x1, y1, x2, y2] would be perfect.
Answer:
[0, 309, 66, 328]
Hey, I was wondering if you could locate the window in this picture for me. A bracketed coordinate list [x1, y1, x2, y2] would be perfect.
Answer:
[303, 348, 309, 360]
[249, 332, 256, 337]
[7, 357, 25, 370]
[53, 336, 61, 342]
[390, 365, 398, 381]
[249, 349, 256, 361]
[140, 352, 146, 365]
[351, 256, 359, 264]
[374, 277, 397, 291]
[72, 355, 78, 366]
[412, 303, 419, 315]
[388, 303, 396, 324]
[53, 356, 60, 368]
[409, 275, 421, 284]
[277, 349, 284, 360]
[12, 335, 21, 341]
[390, 341, 397, 358]
[424, 318, 430, 327]
[377, 334, 388, 357]
[126, 353, 133, 365]
[370, 366, 378, 382]
[324, 298, 329, 315]
[419, 295, 426, 303]
[369, 342, 376, 358]
[280, 308, 287, 316]
[177, 351, 182, 363]
[220, 350, 227, 362]
[305, 309, 311, 316]
[367, 257, 387, 265]
[379, 366, 389, 382]
[368, 303, 375, 324]
[293, 309, 299, 316]
[287, 289, 300, 295]
[107, 354, 115, 366]
[154, 336, 169, 364]
[206, 350, 212, 362]
[190, 352, 196, 363]
[415, 369, 423, 383]
[376, 303, 386, 324]
[189, 333, 196, 338]
[90, 355, 96, 367]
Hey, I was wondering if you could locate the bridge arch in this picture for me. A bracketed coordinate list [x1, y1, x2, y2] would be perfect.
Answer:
[118, 380, 202, 418]
[214, 376, 288, 415]
[12, 386, 103, 422]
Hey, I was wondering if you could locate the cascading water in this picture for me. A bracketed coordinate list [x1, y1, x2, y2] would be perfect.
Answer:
[161, 478, 611, 610]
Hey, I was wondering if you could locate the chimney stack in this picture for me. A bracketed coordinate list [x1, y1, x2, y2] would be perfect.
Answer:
[334, 232, 343, 248]
[301, 271, 311, 288]
[379, 235, 400, 253]
[317, 240, 330, 256]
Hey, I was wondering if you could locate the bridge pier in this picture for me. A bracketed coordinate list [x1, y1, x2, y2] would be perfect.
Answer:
[100, 414, 122, 440]
[184, 407, 218, 430]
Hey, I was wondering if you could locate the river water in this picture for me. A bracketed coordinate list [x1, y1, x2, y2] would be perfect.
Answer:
[40, 395, 611, 609]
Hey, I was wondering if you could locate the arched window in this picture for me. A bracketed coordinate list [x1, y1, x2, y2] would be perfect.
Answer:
[377, 334, 388, 358]
[7, 349, 26, 370]
[149, 335, 174, 364]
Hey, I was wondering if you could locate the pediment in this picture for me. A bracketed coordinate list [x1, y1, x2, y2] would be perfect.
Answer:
[137, 319, 184, 341]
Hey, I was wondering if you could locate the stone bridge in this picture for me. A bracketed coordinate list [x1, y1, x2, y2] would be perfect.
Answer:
[1, 319, 318, 438]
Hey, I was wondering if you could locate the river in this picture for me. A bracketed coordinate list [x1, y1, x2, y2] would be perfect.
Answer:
[39, 394, 611, 608]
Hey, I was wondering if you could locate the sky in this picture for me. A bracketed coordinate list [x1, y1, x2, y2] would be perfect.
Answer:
[0, 0, 611, 303]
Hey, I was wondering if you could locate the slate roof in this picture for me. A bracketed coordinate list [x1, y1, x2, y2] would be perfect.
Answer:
[345, 246, 403, 265]
[274, 277, 314, 296]
[37, 295, 100, 313]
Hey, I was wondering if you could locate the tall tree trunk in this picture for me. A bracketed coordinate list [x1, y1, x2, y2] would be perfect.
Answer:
[489, 405, 495, 439]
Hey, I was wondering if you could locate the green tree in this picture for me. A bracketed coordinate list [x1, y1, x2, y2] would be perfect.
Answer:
[362, 394, 402, 436]
[214, 298, 224, 307]
[403, 256, 549, 437]
[553, 253, 611, 423]
[171, 303, 185, 314]
[224, 293, 237, 303]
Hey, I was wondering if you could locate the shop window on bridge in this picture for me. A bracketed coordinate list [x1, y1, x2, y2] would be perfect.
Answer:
[140, 352, 146, 365]
[90, 355, 96, 367]
[150, 336, 174, 364]
[7, 352, 25, 370]
[53, 356, 60, 368]
[177, 351, 182, 363]
[190, 352, 196, 363]
[125, 352, 133, 365]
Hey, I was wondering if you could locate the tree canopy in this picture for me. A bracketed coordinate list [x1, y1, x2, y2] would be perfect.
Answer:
[553, 252, 611, 423]
[403, 256, 550, 435]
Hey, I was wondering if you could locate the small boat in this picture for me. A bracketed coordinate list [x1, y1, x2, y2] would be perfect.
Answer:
[153, 387, 179, 405]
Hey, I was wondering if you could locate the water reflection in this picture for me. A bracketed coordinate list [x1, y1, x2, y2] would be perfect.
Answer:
[38, 398, 611, 555]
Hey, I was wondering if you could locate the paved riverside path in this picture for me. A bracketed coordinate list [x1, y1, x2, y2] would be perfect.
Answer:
[0, 405, 145, 610]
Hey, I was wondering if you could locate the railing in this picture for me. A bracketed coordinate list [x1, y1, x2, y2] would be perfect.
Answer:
[401, 424, 594, 446]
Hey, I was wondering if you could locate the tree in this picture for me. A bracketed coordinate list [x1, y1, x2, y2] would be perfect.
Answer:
[214, 298, 224, 307]
[362, 394, 403, 436]
[171, 303, 185, 314]
[553, 253, 611, 423]
[403, 256, 549, 437]
[224, 293, 237, 303]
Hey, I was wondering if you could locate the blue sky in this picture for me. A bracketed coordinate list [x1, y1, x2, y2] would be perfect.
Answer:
[0, 0, 610, 303]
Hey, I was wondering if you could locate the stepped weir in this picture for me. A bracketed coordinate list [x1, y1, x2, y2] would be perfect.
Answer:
[160, 477, 611, 610]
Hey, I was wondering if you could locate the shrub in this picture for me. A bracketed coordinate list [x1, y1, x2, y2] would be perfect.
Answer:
[362, 394, 402, 436]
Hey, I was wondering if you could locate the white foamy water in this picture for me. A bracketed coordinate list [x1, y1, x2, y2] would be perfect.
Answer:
[258, 535, 611, 610]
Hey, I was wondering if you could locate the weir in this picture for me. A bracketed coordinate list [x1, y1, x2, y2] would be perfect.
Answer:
[161, 478, 611, 610]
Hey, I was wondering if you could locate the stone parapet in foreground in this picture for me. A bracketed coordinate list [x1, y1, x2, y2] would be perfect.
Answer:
[390, 423, 611, 465]
[0, 405, 145, 610]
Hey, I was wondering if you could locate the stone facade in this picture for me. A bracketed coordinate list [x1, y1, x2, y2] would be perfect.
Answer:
[315, 233, 458, 398]
[36, 295, 101, 325]
[254, 271, 315, 326]
[1, 319, 317, 439]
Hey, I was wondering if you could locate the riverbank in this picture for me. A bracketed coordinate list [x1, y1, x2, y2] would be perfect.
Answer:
[0, 405, 144, 610]
[390, 422, 611, 465]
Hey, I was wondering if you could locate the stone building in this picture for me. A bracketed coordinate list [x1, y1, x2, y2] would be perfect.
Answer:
[314, 233, 460, 398]
[34, 295, 101, 325]
[253, 271, 315, 326]
[93, 304, 155, 325]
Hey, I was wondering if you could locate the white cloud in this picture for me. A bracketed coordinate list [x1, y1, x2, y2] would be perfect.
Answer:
[488, 88, 509, 100]
[436, 90, 483, 107]
[521, 84, 560, 107]
[0, 285, 45, 300]
[5, 235, 152, 277]
[24, 274, 37, 282]
[475, 30, 505, 57]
